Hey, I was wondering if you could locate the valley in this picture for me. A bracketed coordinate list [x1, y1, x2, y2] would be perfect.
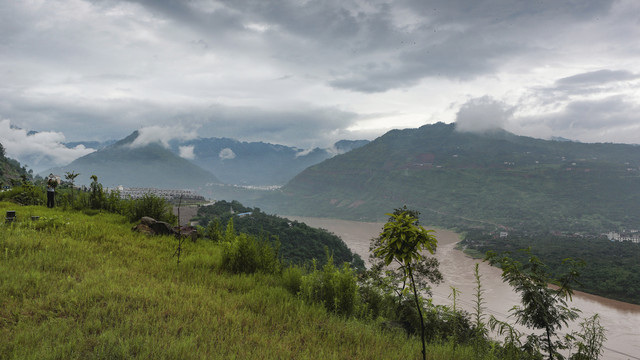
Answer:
[286, 216, 640, 360]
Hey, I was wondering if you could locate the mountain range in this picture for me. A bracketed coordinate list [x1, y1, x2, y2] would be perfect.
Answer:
[47, 131, 221, 189]
[168, 138, 368, 186]
[45, 131, 369, 189]
[257, 122, 640, 233]
[34, 122, 640, 233]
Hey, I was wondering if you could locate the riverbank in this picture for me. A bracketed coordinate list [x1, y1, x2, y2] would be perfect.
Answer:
[286, 215, 640, 360]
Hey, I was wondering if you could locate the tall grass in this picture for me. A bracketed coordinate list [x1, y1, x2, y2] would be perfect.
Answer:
[0, 202, 518, 359]
[1, 203, 421, 359]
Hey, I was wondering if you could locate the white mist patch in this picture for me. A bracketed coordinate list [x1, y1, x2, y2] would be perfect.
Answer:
[178, 145, 195, 159]
[455, 96, 514, 133]
[130, 125, 199, 148]
[219, 148, 236, 160]
[295, 148, 314, 158]
[0, 119, 95, 172]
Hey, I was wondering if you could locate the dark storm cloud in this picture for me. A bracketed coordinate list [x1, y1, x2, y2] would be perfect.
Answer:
[120, 0, 616, 93]
[2, 0, 640, 170]
[329, 31, 522, 92]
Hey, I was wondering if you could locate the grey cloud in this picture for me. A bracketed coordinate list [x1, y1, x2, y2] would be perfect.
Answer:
[0, 119, 96, 173]
[403, 0, 615, 24]
[121, 0, 245, 39]
[330, 30, 523, 92]
[124, 0, 593, 93]
[58, 0, 625, 95]
[198, 104, 360, 148]
[455, 96, 514, 133]
[1, 83, 360, 149]
[510, 95, 640, 144]
[3, 0, 640, 155]
[546, 96, 639, 131]
[556, 70, 639, 86]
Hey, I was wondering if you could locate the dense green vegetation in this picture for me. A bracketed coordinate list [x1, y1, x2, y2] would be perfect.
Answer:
[461, 232, 640, 304]
[195, 200, 365, 269]
[0, 174, 176, 224]
[258, 122, 640, 233]
[0, 202, 420, 359]
[1, 201, 605, 359]
[0, 142, 31, 188]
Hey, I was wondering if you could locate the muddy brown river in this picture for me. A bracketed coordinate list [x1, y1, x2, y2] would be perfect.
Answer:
[286, 216, 640, 360]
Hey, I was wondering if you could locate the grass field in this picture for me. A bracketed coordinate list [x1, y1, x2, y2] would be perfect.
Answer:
[0, 202, 509, 359]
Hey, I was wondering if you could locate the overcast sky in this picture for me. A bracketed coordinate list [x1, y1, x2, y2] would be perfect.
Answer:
[2, 0, 640, 170]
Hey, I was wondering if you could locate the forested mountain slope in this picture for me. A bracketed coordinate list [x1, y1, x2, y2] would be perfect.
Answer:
[0, 142, 30, 186]
[260, 122, 640, 232]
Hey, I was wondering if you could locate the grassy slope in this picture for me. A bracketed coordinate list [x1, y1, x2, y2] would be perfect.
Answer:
[1, 202, 490, 360]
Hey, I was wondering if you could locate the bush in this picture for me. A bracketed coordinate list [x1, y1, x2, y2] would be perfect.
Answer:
[221, 234, 280, 274]
[356, 283, 389, 320]
[300, 257, 359, 317]
[125, 194, 176, 224]
[0, 183, 44, 206]
[281, 265, 304, 295]
[423, 304, 474, 344]
[204, 218, 223, 242]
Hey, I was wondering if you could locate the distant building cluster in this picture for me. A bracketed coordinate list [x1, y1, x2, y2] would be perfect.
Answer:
[108, 186, 205, 201]
[606, 231, 640, 243]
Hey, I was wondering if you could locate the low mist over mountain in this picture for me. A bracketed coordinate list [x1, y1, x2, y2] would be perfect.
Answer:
[169, 138, 369, 186]
[259, 122, 640, 233]
[46, 131, 220, 190]
[63, 140, 116, 151]
[43, 131, 369, 193]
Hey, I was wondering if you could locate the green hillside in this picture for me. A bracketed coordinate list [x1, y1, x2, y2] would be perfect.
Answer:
[1, 201, 609, 359]
[195, 200, 364, 268]
[46, 131, 220, 190]
[0, 202, 497, 360]
[259, 123, 640, 232]
[0, 142, 30, 187]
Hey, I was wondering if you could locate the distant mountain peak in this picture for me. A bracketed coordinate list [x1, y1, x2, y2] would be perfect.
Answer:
[113, 130, 140, 147]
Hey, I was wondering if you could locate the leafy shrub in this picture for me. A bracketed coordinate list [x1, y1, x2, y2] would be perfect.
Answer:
[356, 282, 390, 320]
[300, 257, 359, 317]
[0, 183, 44, 206]
[125, 194, 176, 224]
[204, 218, 223, 242]
[424, 304, 474, 343]
[281, 265, 304, 295]
[221, 234, 279, 274]
[89, 175, 106, 210]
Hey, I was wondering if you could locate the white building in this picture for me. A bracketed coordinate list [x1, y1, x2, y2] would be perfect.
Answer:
[108, 186, 205, 201]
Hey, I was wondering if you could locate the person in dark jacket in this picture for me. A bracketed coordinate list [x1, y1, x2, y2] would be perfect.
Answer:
[47, 175, 57, 208]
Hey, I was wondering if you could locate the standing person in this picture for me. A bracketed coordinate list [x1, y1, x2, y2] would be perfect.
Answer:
[47, 175, 56, 208]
